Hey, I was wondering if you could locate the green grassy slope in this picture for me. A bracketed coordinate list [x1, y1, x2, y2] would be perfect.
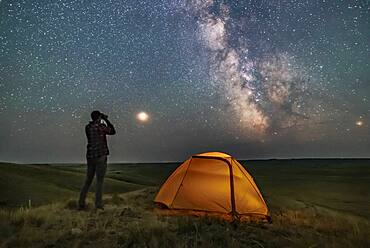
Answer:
[1, 159, 369, 220]
[107, 163, 180, 186]
[0, 163, 144, 207]
[244, 159, 370, 219]
[58, 163, 179, 186]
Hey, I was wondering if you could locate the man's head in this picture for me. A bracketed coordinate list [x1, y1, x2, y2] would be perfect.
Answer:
[91, 110, 102, 121]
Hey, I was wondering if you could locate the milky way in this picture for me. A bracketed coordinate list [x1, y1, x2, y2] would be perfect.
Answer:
[0, 0, 369, 162]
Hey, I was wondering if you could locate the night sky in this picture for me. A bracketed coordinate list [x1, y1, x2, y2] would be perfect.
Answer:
[1, 0, 369, 163]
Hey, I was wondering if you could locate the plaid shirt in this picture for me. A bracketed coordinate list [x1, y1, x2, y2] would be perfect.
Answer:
[85, 120, 116, 159]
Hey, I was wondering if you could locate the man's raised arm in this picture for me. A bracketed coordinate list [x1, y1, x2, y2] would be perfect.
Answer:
[102, 117, 116, 135]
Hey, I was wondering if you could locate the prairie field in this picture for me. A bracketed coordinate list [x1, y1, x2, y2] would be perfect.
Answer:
[0, 159, 369, 247]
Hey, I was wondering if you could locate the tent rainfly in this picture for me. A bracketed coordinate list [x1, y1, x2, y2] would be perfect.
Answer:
[154, 152, 271, 222]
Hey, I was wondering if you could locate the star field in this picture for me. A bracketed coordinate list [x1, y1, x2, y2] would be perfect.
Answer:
[0, 0, 369, 162]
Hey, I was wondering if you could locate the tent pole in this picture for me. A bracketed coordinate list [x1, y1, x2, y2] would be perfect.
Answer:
[228, 160, 237, 219]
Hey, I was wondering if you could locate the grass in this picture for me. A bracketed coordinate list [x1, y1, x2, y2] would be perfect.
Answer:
[0, 188, 369, 248]
[0, 159, 369, 247]
[0, 163, 144, 208]
[243, 159, 370, 219]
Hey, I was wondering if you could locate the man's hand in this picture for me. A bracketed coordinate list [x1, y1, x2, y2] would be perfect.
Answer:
[100, 113, 115, 135]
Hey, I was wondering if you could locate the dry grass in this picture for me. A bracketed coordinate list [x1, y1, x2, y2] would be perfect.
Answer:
[0, 187, 369, 248]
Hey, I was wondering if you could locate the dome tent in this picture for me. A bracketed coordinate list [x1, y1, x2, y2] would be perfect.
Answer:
[154, 152, 270, 221]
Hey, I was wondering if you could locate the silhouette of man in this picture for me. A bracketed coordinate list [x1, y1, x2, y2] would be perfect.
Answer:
[78, 110, 116, 210]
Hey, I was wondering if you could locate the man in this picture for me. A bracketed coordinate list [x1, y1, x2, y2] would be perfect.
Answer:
[78, 110, 116, 210]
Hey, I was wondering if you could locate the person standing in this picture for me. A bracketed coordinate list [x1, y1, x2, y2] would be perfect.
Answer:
[78, 110, 116, 210]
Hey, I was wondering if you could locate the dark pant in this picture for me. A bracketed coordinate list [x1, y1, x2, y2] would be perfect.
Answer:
[79, 155, 107, 208]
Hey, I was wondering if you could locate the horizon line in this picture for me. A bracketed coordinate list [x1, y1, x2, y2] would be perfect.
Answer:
[1, 156, 370, 165]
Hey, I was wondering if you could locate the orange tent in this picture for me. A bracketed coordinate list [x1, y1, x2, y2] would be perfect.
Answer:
[154, 152, 270, 221]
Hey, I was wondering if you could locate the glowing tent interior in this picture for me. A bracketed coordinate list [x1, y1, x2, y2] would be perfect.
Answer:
[154, 152, 270, 221]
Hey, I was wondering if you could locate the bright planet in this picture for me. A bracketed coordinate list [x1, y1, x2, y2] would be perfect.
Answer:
[356, 120, 363, 127]
[136, 112, 149, 122]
